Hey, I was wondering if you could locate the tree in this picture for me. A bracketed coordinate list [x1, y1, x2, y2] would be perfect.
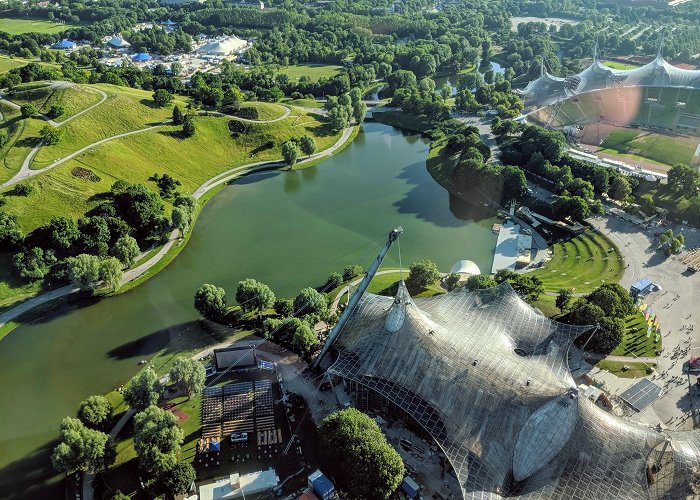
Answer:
[40, 125, 63, 145]
[328, 104, 350, 131]
[352, 100, 367, 124]
[569, 301, 605, 326]
[47, 104, 64, 119]
[149, 173, 181, 199]
[281, 140, 300, 167]
[320, 408, 404, 499]
[0, 212, 23, 250]
[588, 316, 624, 354]
[112, 182, 168, 243]
[20, 103, 37, 118]
[556, 289, 572, 312]
[326, 272, 342, 289]
[152, 89, 174, 107]
[123, 368, 161, 411]
[494, 269, 543, 301]
[236, 278, 276, 316]
[12, 247, 56, 282]
[445, 273, 461, 291]
[44, 216, 79, 252]
[172, 105, 184, 125]
[342, 265, 364, 281]
[100, 256, 123, 291]
[552, 195, 589, 221]
[171, 205, 191, 236]
[66, 254, 102, 289]
[465, 274, 497, 290]
[274, 298, 293, 317]
[51, 417, 115, 474]
[501, 165, 528, 201]
[169, 358, 206, 399]
[133, 405, 184, 478]
[589, 284, 634, 317]
[160, 462, 196, 496]
[667, 163, 700, 198]
[288, 317, 319, 357]
[194, 283, 227, 321]
[228, 119, 246, 136]
[112, 235, 140, 267]
[78, 395, 112, 431]
[407, 260, 440, 289]
[299, 134, 316, 157]
[293, 287, 328, 321]
[181, 114, 195, 138]
[608, 176, 631, 201]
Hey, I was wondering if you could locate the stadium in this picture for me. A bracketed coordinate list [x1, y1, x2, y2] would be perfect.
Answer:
[521, 49, 700, 169]
[322, 281, 700, 499]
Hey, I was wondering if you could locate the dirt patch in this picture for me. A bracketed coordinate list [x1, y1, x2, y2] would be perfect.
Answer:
[71, 166, 101, 182]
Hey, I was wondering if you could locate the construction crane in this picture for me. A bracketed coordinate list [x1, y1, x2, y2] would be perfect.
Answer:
[311, 226, 403, 370]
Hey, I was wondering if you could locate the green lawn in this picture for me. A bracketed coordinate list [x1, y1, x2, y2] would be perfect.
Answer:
[596, 360, 654, 378]
[609, 311, 662, 357]
[0, 18, 78, 34]
[277, 63, 341, 82]
[529, 294, 560, 318]
[529, 230, 624, 294]
[283, 98, 324, 109]
[602, 60, 641, 70]
[331, 269, 446, 308]
[600, 128, 699, 167]
[0, 55, 27, 74]
[9, 82, 104, 121]
[239, 102, 287, 121]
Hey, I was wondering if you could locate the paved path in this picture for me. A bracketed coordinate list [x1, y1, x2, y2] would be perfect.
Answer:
[1, 123, 165, 189]
[0, 126, 356, 331]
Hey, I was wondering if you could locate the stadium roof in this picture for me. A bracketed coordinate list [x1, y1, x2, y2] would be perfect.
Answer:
[196, 35, 248, 56]
[328, 281, 700, 499]
[522, 55, 700, 108]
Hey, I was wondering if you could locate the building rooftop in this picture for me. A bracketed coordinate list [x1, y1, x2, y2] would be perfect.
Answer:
[327, 281, 700, 499]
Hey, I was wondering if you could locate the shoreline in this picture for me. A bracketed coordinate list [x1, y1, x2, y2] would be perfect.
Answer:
[0, 124, 359, 340]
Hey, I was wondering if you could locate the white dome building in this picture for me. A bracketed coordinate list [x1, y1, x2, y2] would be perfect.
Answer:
[107, 35, 130, 48]
[196, 35, 248, 56]
[449, 259, 481, 276]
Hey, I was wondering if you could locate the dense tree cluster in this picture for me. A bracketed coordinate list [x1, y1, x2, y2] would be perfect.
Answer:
[320, 408, 404, 499]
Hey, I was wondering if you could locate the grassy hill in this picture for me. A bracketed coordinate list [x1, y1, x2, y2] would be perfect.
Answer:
[8, 82, 104, 121]
[0, 18, 78, 34]
[2, 107, 340, 233]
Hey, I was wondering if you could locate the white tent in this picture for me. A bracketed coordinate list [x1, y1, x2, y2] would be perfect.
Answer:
[108, 35, 130, 48]
[196, 35, 247, 56]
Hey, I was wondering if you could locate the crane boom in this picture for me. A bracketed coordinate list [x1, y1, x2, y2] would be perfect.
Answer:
[312, 226, 403, 369]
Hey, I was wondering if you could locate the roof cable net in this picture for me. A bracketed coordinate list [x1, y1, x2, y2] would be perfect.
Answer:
[327, 282, 700, 499]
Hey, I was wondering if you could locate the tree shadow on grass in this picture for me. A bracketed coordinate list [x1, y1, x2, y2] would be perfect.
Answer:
[106, 321, 200, 360]
[0, 440, 63, 500]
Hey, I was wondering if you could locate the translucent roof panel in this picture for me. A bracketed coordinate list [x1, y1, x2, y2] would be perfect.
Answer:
[326, 283, 700, 499]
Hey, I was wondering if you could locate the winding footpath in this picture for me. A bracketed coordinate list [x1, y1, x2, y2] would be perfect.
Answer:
[0, 125, 355, 332]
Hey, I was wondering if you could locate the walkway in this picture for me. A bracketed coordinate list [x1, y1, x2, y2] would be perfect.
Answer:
[0, 125, 356, 331]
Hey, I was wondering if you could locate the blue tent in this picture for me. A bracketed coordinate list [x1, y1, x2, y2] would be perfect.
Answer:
[162, 19, 177, 26]
[208, 439, 220, 452]
[131, 52, 152, 62]
[52, 39, 76, 50]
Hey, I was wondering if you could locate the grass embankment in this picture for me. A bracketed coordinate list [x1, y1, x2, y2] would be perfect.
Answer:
[600, 128, 700, 167]
[0, 18, 78, 34]
[283, 97, 324, 109]
[528, 230, 624, 294]
[609, 311, 661, 357]
[372, 110, 436, 134]
[276, 63, 342, 82]
[239, 101, 287, 121]
[9, 82, 104, 120]
[595, 360, 653, 378]
[0, 55, 28, 73]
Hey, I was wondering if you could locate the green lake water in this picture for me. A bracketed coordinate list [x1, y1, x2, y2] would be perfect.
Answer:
[0, 122, 497, 498]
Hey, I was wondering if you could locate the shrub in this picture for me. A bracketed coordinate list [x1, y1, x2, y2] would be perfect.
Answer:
[235, 107, 258, 120]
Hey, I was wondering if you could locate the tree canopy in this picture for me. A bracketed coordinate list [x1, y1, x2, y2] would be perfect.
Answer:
[320, 408, 404, 499]
[407, 259, 440, 289]
[124, 367, 162, 411]
[78, 395, 113, 431]
[194, 283, 227, 321]
[169, 357, 206, 398]
[51, 417, 115, 474]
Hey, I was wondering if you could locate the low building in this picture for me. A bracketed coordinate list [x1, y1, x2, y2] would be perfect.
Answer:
[214, 345, 258, 370]
[132, 52, 153, 62]
[401, 476, 420, 499]
[52, 39, 76, 50]
[198, 468, 279, 500]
